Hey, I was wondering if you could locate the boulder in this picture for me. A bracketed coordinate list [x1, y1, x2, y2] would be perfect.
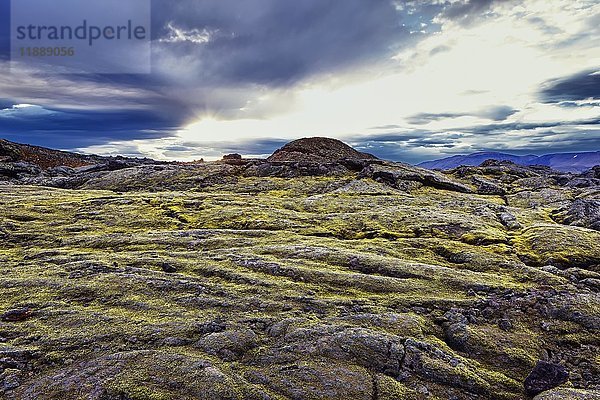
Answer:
[1, 308, 33, 322]
[554, 199, 600, 231]
[362, 162, 473, 193]
[524, 361, 569, 396]
[196, 329, 258, 361]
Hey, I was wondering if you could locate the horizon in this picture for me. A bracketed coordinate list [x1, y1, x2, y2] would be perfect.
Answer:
[3, 135, 600, 167]
[0, 0, 599, 163]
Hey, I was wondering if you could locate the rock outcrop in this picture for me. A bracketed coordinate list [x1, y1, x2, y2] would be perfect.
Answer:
[267, 137, 377, 163]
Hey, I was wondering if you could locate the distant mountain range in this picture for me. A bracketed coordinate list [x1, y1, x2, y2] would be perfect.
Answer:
[418, 151, 600, 173]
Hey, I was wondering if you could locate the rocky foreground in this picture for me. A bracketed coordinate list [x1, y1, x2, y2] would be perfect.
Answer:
[0, 138, 599, 399]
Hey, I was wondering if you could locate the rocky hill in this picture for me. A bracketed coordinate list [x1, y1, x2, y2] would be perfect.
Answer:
[0, 139, 106, 169]
[0, 139, 168, 184]
[267, 137, 377, 163]
[0, 138, 599, 400]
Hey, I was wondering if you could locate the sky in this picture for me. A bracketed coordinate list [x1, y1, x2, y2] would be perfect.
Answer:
[0, 0, 599, 163]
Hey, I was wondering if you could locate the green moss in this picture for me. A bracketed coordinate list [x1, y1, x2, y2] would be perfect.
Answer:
[0, 174, 596, 400]
[514, 224, 600, 269]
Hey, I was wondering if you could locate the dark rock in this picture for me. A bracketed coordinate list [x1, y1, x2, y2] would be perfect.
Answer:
[441, 309, 470, 352]
[318, 327, 405, 376]
[196, 329, 258, 361]
[554, 199, 600, 231]
[243, 160, 349, 178]
[564, 178, 600, 188]
[362, 162, 473, 193]
[1, 308, 33, 322]
[196, 318, 227, 335]
[499, 212, 522, 230]
[581, 166, 600, 179]
[524, 361, 569, 396]
[265, 324, 406, 378]
[160, 337, 191, 347]
[46, 166, 75, 176]
[472, 176, 506, 195]
[499, 318, 513, 331]
[74, 160, 138, 174]
[0, 138, 101, 169]
[581, 278, 600, 290]
[160, 263, 177, 273]
[0, 369, 22, 393]
[0, 348, 37, 373]
[222, 154, 246, 166]
[0, 162, 41, 178]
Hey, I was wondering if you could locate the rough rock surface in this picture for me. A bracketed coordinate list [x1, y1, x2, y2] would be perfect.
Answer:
[267, 137, 376, 163]
[524, 361, 569, 395]
[0, 138, 599, 399]
[553, 199, 600, 231]
[534, 388, 600, 399]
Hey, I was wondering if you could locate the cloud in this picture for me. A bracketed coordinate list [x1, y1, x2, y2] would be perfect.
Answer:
[347, 115, 600, 163]
[1, 0, 598, 162]
[407, 112, 468, 125]
[463, 116, 600, 135]
[407, 105, 518, 124]
[150, 0, 419, 87]
[0, 1, 8, 61]
[1, 0, 450, 150]
[540, 69, 600, 103]
[159, 23, 216, 44]
[440, 0, 499, 25]
[0, 104, 178, 149]
[479, 105, 519, 121]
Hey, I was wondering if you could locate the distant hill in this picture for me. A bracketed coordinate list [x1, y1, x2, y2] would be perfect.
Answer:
[268, 137, 377, 163]
[0, 138, 159, 169]
[418, 151, 600, 173]
[0, 139, 105, 169]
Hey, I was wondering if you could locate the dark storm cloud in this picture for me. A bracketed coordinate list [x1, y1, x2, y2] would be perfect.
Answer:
[0, 99, 15, 109]
[0, 105, 178, 149]
[3, 0, 446, 149]
[541, 69, 600, 103]
[0, 1, 8, 61]
[149, 0, 416, 86]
